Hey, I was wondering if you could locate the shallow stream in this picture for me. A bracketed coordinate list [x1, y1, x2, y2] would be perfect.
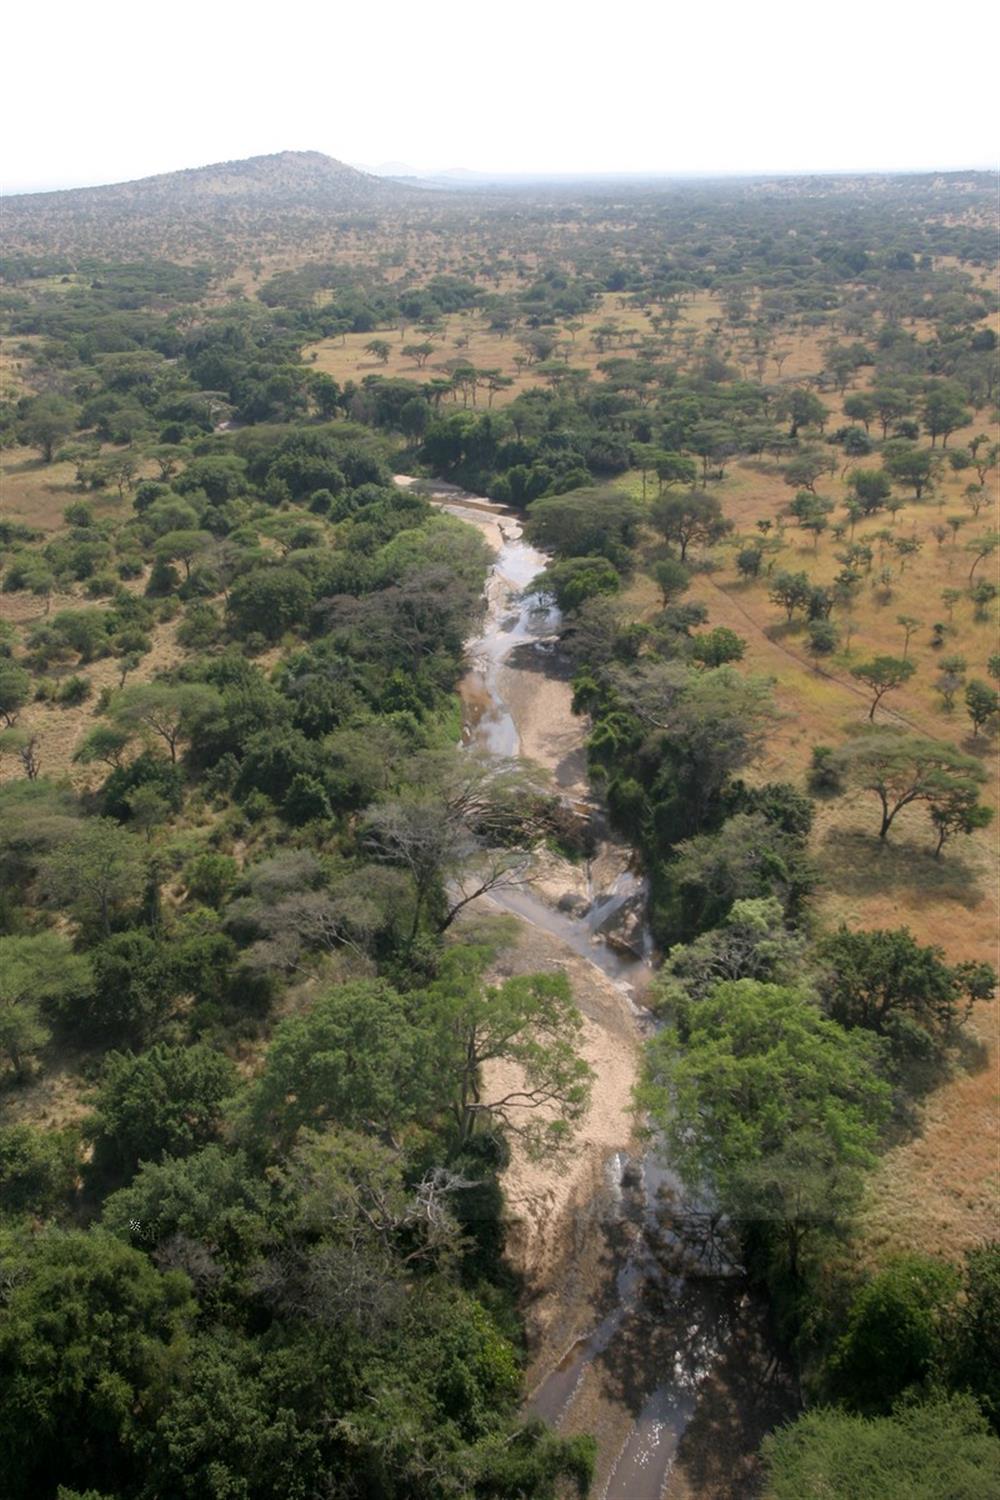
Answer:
[399, 477, 797, 1497]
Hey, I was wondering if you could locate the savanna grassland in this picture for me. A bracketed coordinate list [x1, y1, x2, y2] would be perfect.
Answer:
[1, 156, 998, 1498]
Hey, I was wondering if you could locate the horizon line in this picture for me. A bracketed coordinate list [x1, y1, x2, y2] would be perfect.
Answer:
[5, 152, 998, 199]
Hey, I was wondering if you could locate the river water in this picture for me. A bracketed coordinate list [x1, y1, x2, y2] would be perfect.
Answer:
[398, 477, 797, 1497]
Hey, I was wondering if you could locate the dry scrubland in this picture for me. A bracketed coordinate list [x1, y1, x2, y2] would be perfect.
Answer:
[303, 287, 818, 405]
[2, 235, 997, 1264]
[612, 372, 999, 1267]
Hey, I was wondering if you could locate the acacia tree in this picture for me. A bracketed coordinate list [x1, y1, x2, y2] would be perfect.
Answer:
[829, 727, 987, 841]
[42, 819, 147, 936]
[110, 682, 221, 764]
[0, 664, 31, 727]
[768, 569, 813, 620]
[817, 926, 995, 1044]
[402, 342, 436, 368]
[850, 656, 916, 720]
[777, 388, 827, 438]
[883, 445, 933, 500]
[965, 530, 998, 584]
[970, 441, 998, 486]
[935, 784, 994, 857]
[784, 450, 837, 494]
[869, 386, 914, 438]
[650, 491, 731, 561]
[18, 394, 77, 462]
[847, 468, 892, 515]
[843, 393, 875, 432]
[896, 615, 921, 659]
[965, 680, 999, 737]
[652, 557, 691, 605]
[73, 725, 133, 772]
[922, 382, 972, 447]
[153, 529, 213, 581]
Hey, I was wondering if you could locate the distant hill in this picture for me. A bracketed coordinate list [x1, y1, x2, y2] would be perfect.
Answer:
[7, 151, 409, 211]
[2, 150, 421, 259]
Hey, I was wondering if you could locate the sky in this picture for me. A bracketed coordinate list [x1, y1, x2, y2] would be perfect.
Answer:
[4, 0, 998, 193]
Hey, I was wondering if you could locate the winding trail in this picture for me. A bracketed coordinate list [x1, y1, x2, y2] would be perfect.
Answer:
[397, 477, 799, 1496]
[704, 573, 949, 741]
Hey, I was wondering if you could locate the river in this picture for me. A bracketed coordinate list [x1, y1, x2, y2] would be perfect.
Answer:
[397, 477, 798, 1498]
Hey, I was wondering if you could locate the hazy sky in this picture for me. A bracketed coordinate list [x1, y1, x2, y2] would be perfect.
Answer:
[5, 0, 997, 193]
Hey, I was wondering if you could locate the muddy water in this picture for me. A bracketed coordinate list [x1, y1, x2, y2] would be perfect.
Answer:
[398, 477, 797, 1496]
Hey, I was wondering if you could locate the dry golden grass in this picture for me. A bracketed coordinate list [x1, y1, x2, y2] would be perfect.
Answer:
[303, 278, 841, 413]
[685, 445, 998, 1264]
[856, 1011, 998, 1263]
[624, 392, 999, 1265]
[0, 445, 146, 532]
[0, 337, 41, 403]
[617, 386, 999, 770]
[0, 604, 187, 789]
[3, 1037, 96, 1133]
[304, 291, 701, 407]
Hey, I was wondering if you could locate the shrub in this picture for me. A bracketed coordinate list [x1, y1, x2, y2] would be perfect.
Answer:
[54, 675, 91, 707]
[87, 1043, 237, 1180]
[101, 751, 184, 823]
[808, 744, 844, 794]
[808, 619, 839, 655]
[0, 1124, 79, 1217]
[184, 852, 238, 909]
[826, 1254, 960, 1412]
[82, 931, 179, 1042]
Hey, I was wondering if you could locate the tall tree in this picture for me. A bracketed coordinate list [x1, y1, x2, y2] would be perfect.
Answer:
[0, 1227, 195, 1498]
[41, 818, 146, 935]
[640, 980, 890, 1277]
[18, 394, 77, 462]
[422, 947, 592, 1152]
[850, 655, 916, 720]
[110, 682, 221, 763]
[649, 491, 731, 560]
[828, 727, 987, 840]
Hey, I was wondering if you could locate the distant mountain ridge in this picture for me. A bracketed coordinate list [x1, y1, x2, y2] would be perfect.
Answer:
[5, 150, 411, 209]
[3, 150, 423, 258]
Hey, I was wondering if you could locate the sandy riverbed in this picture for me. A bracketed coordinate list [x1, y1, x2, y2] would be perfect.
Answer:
[402, 477, 798, 1493]
[479, 910, 644, 1366]
[403, 478, 650, 1372]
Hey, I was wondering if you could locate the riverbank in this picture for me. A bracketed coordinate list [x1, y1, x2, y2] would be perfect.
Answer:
[395, 474, 648, 1314]
[396, 475, 796, 1497]
[478, 909, 644, 1364]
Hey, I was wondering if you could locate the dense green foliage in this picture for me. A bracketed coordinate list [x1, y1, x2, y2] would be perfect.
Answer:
[1, 168, 996, 1496]
[762, 1393, 1000, 1499]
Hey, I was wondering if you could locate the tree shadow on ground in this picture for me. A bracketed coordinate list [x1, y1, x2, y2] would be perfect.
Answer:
[586, 1267, 798, 1495]
[507, 639, 575, 681]
[674, 1296, 800, 1500]
[816, 826, 982, 910]
[956, 732, 997, 761]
